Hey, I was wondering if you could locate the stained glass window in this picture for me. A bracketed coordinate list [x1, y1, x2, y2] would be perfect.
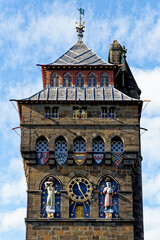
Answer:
[101, 107, 107, 118]
[50, 72, 59, 87]
[92, 138, 105, 152]
[55, 138, 68, 165]
[109, 108, 115, 119]
[36, 139, 49, 152]
[88, 72, 97, 87]
[52, 108, 59, 118]
[36, 138, 49, 165]
[101, 107, 115, 119]
[73, 138, 86, 152]
[100, 72, 109, 87]
[111, 138, 123, 152]
[75, 72, 84, 87]
[111, 137, 124, 166]
[63, 72, 72, 87]
[45, 107, 51, 118]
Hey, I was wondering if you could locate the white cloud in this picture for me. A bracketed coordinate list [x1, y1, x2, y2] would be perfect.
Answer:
[132, 67, 160, 116]
[141, 116, 160, 168]
[0, 1, 160, 70]
[0, 207, 26, 233]
[144, 206, 160, 240]
[0, 176, 26, 205]
[143, 172, 160, 205]
[0, 158, 27, 206]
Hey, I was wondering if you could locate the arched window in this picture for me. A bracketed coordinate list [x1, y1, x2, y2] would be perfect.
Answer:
[75, 72, 84, 87]
[55, 137, 68, 165]
[36, 138, 49, 165]
[73, 137, 86, 165]
[41, 176, 61, 218]
[92, 137, 105, 165]
[50, 72, 59, 87]
[111, 137, 124, 166]
[73, 137, 86, 152]
[88, 72, 97, 87]
[69, 176, 91, 218]
[63, 72, 72, 87]
[109, 108, 115, 119]
[99, 177, 119, 218]
[100, 72, 109, 87]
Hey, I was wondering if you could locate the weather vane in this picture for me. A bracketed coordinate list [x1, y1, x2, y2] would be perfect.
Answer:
[75, 4, 85, 41]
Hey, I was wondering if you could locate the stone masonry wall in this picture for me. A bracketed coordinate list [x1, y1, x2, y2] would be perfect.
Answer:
[20, 102, 143, 240]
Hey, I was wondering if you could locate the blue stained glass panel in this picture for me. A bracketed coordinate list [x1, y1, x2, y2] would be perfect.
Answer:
[41, 178, 61, 218]
[69, 200, 90, 218]
[99, 178, 119, 218]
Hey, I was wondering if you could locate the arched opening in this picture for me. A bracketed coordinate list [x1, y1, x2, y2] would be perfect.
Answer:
[41, 175, 61, 218]
[63, 72, 72, 87]
[92, 136, 105, 165]
[100, 72, 109, 87]
[88, 72, 97, 87]
[99, 176, 119, 218]
[68, 175, 91, 218]
[75, 72, 84, 87]
[50, 72, 59, 87]
[111, 136, 124, 165]
[73, 137, 86, 165]
[55, 136, 68, 165]
[36, 137, 49, 165]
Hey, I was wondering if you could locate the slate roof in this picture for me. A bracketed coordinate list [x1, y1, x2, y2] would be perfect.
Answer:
[22, 87, 136, 101]
[47, 41, 113, 66]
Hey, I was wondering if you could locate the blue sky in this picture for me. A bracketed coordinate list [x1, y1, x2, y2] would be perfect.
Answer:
[0, 0, 160, 239]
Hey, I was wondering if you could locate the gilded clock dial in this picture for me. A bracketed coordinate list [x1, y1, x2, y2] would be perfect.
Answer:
[67, 177, 92, 202]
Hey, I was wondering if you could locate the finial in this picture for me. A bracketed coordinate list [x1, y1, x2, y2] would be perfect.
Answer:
[75, 6, 85, 42]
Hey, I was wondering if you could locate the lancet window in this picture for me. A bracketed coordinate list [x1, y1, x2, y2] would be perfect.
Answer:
[45, 107, 59, 118]
[36, 138, 49, 165]
[75, 72, 84, 87]
[100, 72, 109, 87]
[92, 137, 105, 153]
[92, 137, 105, 165]
[88, 72, 97, 87]
[73, 137, 86, 152]
[63, 72, 72, 87]
[50, 72, 59, 87]
[55, 137, 68, 165]
[111, 137, 124, 166]
[101, 107, 115, 119]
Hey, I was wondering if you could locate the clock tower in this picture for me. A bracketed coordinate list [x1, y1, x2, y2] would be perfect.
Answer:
[14, 9, 144, 240]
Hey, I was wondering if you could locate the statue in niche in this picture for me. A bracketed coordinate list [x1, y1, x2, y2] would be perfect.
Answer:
[44, 177, 57, 218]
[103, 177, 113, 218]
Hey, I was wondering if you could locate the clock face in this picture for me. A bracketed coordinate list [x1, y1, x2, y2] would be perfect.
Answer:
[67, 177, 92, 202]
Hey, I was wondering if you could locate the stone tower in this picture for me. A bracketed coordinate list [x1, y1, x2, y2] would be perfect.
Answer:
[14, 12, 144, 240]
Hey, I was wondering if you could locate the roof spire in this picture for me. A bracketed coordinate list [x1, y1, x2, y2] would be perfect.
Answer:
[75, 5, 85, 42]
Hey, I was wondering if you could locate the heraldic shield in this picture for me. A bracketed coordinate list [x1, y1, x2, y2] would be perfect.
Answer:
[93, 153, 104, 165]
[73, 152, 86, 165]
[111, 152, 124, 166]
[37, 152, 49, 165]
[55, 138, 68, 165]
[55, 152, 67, 165]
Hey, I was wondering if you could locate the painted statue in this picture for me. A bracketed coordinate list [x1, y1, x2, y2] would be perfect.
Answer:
[103, 177, 113, 218]
[44, 177, 57, 218]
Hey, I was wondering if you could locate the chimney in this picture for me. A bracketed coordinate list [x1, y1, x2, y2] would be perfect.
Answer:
[108, 40, 122, 65]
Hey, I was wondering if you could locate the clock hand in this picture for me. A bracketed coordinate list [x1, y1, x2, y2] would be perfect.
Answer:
[77, 182, 85, 198]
